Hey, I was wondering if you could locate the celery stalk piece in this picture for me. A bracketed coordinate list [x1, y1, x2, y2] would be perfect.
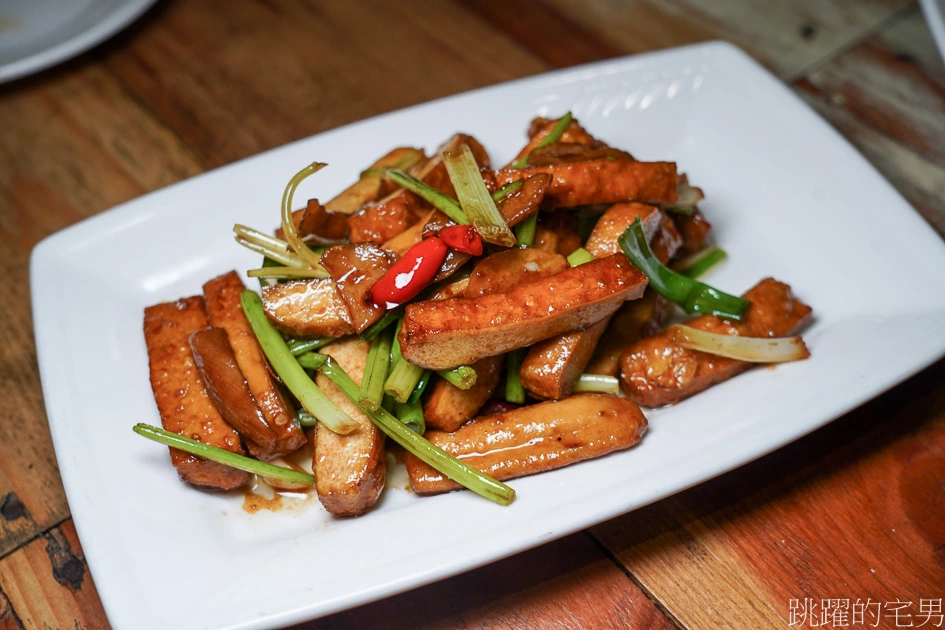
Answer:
[240, 290, 358, 434]
[437, 365, 477, 390]
[444, 144, 516, 247]
[573, 373, 620, 394]
[296, 352, 329, 371]
[513, 210, 538, 248]
[492, 179, 523, 202]
[510, 111, 573, 169]
[618, 218, 749, 321]
[505, 349, 527, 404]
[567, 247, 596, 267]
[407, 369, 432, 405]
[385, 357, 425, 403]
[361, 308, 401, 341]
[360, 326, 394, 411]
[133, 424, 315, 485]
[394, 399, 425, 434]
[385, 169, 467, 225]
[675, 247, 728, 279]
[288, 337, 335, 356]
[316, 356, 515, 505]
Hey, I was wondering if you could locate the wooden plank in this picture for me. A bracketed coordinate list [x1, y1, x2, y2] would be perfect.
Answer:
[0, 521, 109, 630]
[796, 8, 945, 235]
[542, 0, 914, 79]
[307, 533, 675, 629]
[0, 62, 202, 556]
[593, 359, 945, 629]
[103, 0, 550, 169]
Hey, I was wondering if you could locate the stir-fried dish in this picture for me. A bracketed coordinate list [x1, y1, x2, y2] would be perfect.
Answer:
[136, 113, 813, 517]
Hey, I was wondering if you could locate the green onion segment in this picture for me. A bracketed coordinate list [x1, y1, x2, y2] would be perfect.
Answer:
[316, 355, 515, 505]
[280, 164, 329, 269]
[510, 111, 573, 168]
[492, 179, 523, 202]
[573, 373, 619, 394]
[394, 398, 426, 435]
[133, 424, 314, 485]
[513, 211, 538, 248]
[567, 247, 596, 267]
[385, 169, 467, 225]
[675, 247, 728, 279]
[288, 337, 335, 356]
[240, 290, 358, 434]
[505, 349, 527, 404]
[444, 144, 516, 247]
[618, 218, 749, 321]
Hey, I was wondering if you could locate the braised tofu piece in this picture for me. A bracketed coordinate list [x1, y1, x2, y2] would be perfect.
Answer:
[203, 271, 306, 459]
[520, 316, 610, 401]
[262, 278, 354, 338]
[493, 160, 677, 208]
[296, 199, 350, 242]
[536, 209, 582, 257]
[508, 117, 607, 167]
[399, 254, 647, 370]
[407, 394, 647, 494]
[189, 327, 276, 460]
[465, 248, 568, 297]
[319, 243, 395, 333]
[494, 173, 551, 227]
[313, 337, 386, 517]
[585, 290, 669, 377]
[620, 278, 812, 407]
[424, 355, 504, 432]
[348, 192, 421, 245]
[326, 147, 424, 214]
[143, 297, 249, 490]
[673, 208, 713, 255]
[585, 203, 663, 259]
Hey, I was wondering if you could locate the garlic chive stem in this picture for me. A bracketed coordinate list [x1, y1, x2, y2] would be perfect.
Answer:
[437, 365, 477, 390]
[281, 163, 329, 269]
[360, 326, 394, 411]
[573, 374, 619, 394]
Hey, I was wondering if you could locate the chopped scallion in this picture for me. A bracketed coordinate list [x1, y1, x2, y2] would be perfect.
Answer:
[510, 112, 573, 168]
[567, 247, 596, 267]
[492, 179, 523, 202]
[394, 399, 425, 434]
[573, 373, 619, 394]
[288, 337, 335, 356]
[505, 349, 527, 404]
[444, 144, 516, 247]
[513, 211, 539, 248]
[674, 247, 728, 279]
[618, 218, 748, 321]
[385, 169, 467, 225]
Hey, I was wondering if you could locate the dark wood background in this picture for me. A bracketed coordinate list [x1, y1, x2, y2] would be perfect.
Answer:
[1, 1, 943, 628]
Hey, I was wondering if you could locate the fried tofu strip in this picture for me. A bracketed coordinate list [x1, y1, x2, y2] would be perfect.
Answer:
[203, 271, 306, 459]
[407, 394, 647, 494]
[493, 160, 677, 208]
[326, 147, 423, 214]
[348, 192, 422, 245]
[520, 316, 610, 401]
[585, 203, 680, 264]
[262, 278, 354, 338]
[423, 355, 503, 432]
[143, 298, 249, 490]
[422, 249, 568, 430]
[620, 278, 812, 407]
[313, 337, 386, 517]
[399, 254, 647, 370]
[319, 243, 394, 333]
[585, 290, 669, 377]
[189, 328, 277, 460]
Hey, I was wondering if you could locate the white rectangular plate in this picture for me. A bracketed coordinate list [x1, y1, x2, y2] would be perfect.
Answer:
[31, 42, 945, 630]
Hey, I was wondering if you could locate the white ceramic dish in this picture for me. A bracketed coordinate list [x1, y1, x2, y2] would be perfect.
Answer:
[0, 0, 155, 84]
[31, 41, 945, 630]
[920, 0, 945, 62]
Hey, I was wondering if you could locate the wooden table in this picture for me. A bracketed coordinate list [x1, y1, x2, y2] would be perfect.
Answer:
[1, 1, 943, 628]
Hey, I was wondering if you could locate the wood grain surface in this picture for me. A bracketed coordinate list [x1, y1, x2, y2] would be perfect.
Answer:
[0, 1, 942, 629]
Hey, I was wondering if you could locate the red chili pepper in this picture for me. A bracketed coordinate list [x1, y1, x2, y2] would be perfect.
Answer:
[438, 225, 483, 256]
[369, 237, 448, 309]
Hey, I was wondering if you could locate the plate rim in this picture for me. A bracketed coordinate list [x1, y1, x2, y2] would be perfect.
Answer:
[0, 0, 157, 84]
[30, 39, 945, 630]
